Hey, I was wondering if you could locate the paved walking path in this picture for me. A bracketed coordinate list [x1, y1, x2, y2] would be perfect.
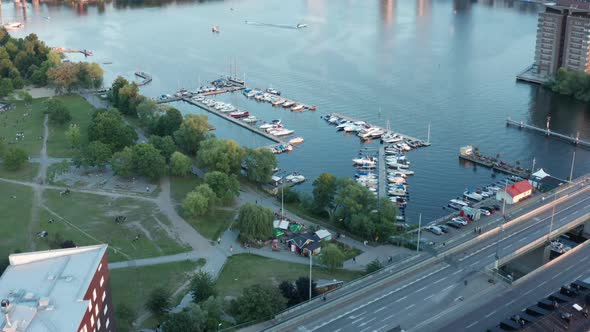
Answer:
[27, 114, 49, 251]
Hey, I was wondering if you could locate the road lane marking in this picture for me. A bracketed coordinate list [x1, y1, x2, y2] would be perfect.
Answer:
[334, 329, 341, 332]
[565, 265, 574, 271]
[538, 281, 547, 288]
[416, 286, 427, 292]
[424, 294, 435, 300]
[373, 325, 389, 332]
[381, 313, 396, 322]
[351, 317, 364, 325]
[407, 304, 416, 310]
[395, 295, 408, 303]
[581, 256, 588, 262]
[359, 327, 372, 332]
[434, 276, 447, 284]
[518, 238, 526, 242]
[488, 253, 495, 258]
[470, 261, 478, 267]
[358, 317, 376, 327]
[466, 321, 479, 329]
[523, 289, 534, 296]
[452, 269, 463, 275]
[551, 272, 562, 280]
[485, 310, 497, 318]
[442, 285, 454, 292]
[506, 299, 516, 306]
[374, 306, 388, 313]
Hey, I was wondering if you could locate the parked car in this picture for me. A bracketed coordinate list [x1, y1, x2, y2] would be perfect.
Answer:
[447, 221, 461, 229]
[478, 209, 491, 216]
[438, 225, 450, 233]
[427, 226, 443, 235]
[452, 217, 468, 226]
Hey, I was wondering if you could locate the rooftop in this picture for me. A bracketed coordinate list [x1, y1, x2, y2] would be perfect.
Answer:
[546, 0, 590, 13]
[504, 180, 533, 197]
[0, 245, 107, 332]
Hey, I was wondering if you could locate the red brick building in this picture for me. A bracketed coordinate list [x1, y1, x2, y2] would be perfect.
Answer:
[0, 245, 115, 332]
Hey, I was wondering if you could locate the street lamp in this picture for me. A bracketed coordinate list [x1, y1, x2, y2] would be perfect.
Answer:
[309, 252, 312, 300]
[569, 150, 576, 183]
[547, 192, 557, 243]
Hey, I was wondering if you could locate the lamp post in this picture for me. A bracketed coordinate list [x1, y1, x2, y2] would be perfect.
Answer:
[547, 192, 557, 243]
[309, 252, 312, 300]
[569, 150, 576, 183]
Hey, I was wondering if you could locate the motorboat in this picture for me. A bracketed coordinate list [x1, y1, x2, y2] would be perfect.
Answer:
[370, 128, 385, 139]
[3, 22, 23, 30]
[267, 87, 281, 95]
[272, 98, 285, 106]
[296, 23, 308, 28]
[397, 169, 414, 176]
[448, 202, 463, 210]
[328, 116, 340, 124]
[358, 127, 382, 140]
[230, 110, 250, 118]
[282, 100, 295, 108]
[388, 171, 407, 179]
[270, 129, 295, 137]
[221, 105, 235, 113]
[212, 26, 220, 33]
[291, 104, 304, 112]
[289, 137, 304, 145]
[259, 123, 274, 130]
[388, 177, 406, 185]
[463, 190, 483, 201]
[449, 199, 469, 207]
[382, 132, 403, 143]
[271, 144, 293, 154]
[343, 125, 362, 132]
[246, 90, 257, 98]
[271, 119, 282, 125]
[243, 116, 259, 123]
[356, 163, 377, 169]
[285, 172, 306, 183]
[266, 125, 283, 133]
[352, 157, 377, 166]
[336, 121, 352, 131]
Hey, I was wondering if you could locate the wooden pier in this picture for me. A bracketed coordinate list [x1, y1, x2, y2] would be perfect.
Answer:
[458, 146, 532, 179]
[506, 118, 590, 149]
[134, 72, 152, 86]
[329, 112, 430, 146]
[52, 47, 93, 57]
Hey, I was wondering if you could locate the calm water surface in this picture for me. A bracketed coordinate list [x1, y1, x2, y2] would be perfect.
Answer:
[5, 0, 590, 223]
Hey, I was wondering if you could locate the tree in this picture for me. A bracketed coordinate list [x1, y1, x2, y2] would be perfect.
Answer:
[145, 287, 172, 319]
[118, 82, 140, 116]
[151, 107, 183, 136]
[132, 143, 167, 180]
[149, 135, 176, 161]
[312, 173, 338, 215]
[294, 277, 318, 302]
[111, 146, 134, 177]
[115, 303, 136, 332]
[334, 178, 377, 221]
[110, 76, 129, 107]
[169, 151, 192, 177]
[319, 243, 345, 272]
[77, 62, 103, 89]
[78, 141, 112, 169]
[278, 280, 298, 306]
[3, 147, 27, 171]
[46, 62, 79, 93]
[137, 98, 158, 127]
[189, 271, 217, 304]
[88, 108, 137, 151]
[45, 98, 71, 125]
[0, 140, 6, 158]
[65, 123, 81, 148]
[236, 203, 274, 242]
[204, 171, 240, 203]
[243, 147, 277, 183]
[281, 186, 300, 204]
[366, 258, 383, 273]
[233, 284, 286, 323]
[182, 184, 217, 217]
[197, 138, 244, 174]
[200, 296, 222, 332]
[17, 90, 33, 105]
[0, 78, 13, 97]
[164, 305, 206, 332]
[173, 114, 210, 155]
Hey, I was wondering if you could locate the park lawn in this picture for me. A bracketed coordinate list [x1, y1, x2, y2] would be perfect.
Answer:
[185, 208, 236, 241]
[215, 254, 364, 298]
[0, 162, 39, 181]
[46, 95, 96, 158]
[39, 189, 191, 262]
[169, 175, 202, 205]
[110, 260, 203, 328]
[325, 241, 362, 261]
[0, 98, 45, 156]
[0, 183, 33, 258]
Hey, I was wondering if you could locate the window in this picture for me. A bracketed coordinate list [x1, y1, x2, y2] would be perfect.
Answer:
[90, 315, 95, 327]
[97, 319, 101, 330]
[100, 276, 104, 288]
[79, 326, 87, 332]
[104, 304, 109, 315]
[106, 319, 110, 328]
[98, 263, 102, 272]
[95, 303, 99, 316]
[102, 291, 106, 302]
[88, 302, 92, 312]
[93, 289, 97, 301]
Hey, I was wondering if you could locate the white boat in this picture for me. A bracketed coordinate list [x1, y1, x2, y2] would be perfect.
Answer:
[449, 199, 469, 207]
[297, 23, 308, 28]
[291, 104, 304, 112]
[358, 127, 382, 140]
[271, 129, 295, 137]
[336, 121, 352, 130]
[397, 169, 415, 176]
[246, 91, 257, 98]
[463, 190, 483, 201]
[289, 137, 304, 145]
[327, 116, 340, 124]
[3, 22, 23, 30]
[388, 171, 407, 178]
[370, 128, 385, 139]
[267, 87, 281, 95]
[221, 105, 235, 113]
[272, 98, 285, 106]
[382, 132, 403, 143]
[243, 116, 259, 123]
[388, 177, 406, 184]
[353, 157, 377, 165]
[282, 100, 295, 108]
[259, 123, 274, 130]
[285, 173, 306, 183]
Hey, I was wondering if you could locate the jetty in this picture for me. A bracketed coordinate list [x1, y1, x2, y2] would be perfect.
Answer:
[134, 72, 152, 86]
[52, 47, 93, 57]
[458, 145, 532, 179]
[506, 117, 590, 149]
[378, 145, 386, 199]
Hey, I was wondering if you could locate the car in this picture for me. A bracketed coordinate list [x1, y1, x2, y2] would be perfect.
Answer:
[492, 204, 501, 211]
[446, 221, 461, 229]
[452, 217, 468, 226]
[478, 209, 491, 216]
[427, 226, 443, 235]
[438, 225, 450, 233]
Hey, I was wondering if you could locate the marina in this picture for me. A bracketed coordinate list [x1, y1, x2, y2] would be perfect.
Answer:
[241, 87, 317, 113]
[134, 71, 152, 86]
[458, 145, 532, 179]
[506, 117, 590, 149]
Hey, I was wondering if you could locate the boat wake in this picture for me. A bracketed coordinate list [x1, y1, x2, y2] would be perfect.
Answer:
[244, 20, 306, 29]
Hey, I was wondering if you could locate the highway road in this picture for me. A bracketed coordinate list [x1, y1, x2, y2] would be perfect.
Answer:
[270, 180, 590, 332]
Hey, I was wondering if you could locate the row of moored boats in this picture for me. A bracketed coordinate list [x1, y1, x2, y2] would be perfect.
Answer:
[242, 88, 316, 112]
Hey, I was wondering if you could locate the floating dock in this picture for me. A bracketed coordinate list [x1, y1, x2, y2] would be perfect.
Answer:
[134, 72, 152, 86]
[458, 146, 531, 179]
[52, 47, 93, 57]
[506, 118, 590, 149]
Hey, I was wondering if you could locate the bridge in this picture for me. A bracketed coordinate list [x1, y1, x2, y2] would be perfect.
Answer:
[259, 175, 590, 332]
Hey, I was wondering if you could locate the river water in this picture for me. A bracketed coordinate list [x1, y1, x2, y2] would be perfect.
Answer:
[5, 0, 590, 223]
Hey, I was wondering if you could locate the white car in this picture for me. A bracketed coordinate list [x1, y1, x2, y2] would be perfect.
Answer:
[478, 209, 491, 216]
[451, 217, 468, 226]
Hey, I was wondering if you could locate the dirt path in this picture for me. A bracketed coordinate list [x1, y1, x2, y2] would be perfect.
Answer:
[27, 114, 49, 250]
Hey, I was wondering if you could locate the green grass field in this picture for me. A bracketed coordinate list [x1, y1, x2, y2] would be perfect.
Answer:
[185, 208, 236, 241]
[215, 254, 364, 298]
[110, 260, 203, 328]
[0, 182, 33, 258]
[0, 162, 39, 182]
[37, 189, 191, 262]
[46, 95, 96, 158]
[169, 175, 202, 205]
[0, 99, 45, 156]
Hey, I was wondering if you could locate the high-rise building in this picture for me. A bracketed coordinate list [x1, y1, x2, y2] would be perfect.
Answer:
[0, 245, 115, 332]
[533, 1, 590, 77]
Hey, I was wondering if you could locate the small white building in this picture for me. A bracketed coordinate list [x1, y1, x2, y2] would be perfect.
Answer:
[496, 180, 533, 204]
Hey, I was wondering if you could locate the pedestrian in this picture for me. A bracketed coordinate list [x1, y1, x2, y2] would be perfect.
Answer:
[474, 228, 477, 234]
[146, 186, 149, 192]
[479, 228, 482, 234]
[464, 280, 468, 286]
[217, 237, 221, 245]
[388, 256, 393, 263]
[256, 200, 258, 204]
[322, 295, 327, 301]
[352, 257, 356, 263]
[230, 245, 233, 252]
[443, 242, 446, 247]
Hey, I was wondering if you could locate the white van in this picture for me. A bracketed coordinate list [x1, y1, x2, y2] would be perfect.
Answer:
[427, 226, 443, 235]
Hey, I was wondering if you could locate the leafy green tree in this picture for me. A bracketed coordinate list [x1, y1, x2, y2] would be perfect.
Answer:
[201, 296, 222, 332]
[110, 76, 129, 107]
[17, 91, 33, 105]
[334, 178, 377, 221]
[88, 108, 137, 151]
[45, 98, 71, 125]
[189, 271, 217, 304]
[236, 203, 274, 242]
[77, 62, 103, 89]
[118, 82, 141, 116]
[182, 184, 217, 217]
[280, 186, 300, 204]
[0, 140, 6, 158]
[151, 107, 183, 137]
[164, 305, 206, 332]
[65, 123, 81, 148]
[319, 243, 345, 272]
[131, 143, 166, 180]
[197, 138, 244, 174]
[149, 135, 176, 161]
[111, 147, 134, 177]
[115, 303, 136, 332]
[366, 258, 383, 273]
[169, 151, 192, 177]
[145, 287, 171, 320]
[294, 277, 318, 302]
[278, 280, 298, 306]
[137, 98, 158, 127]
[243, 147, 277, 183]
[173, 114, 210, 155]
[233, 284, 286, 323]
[312, 173, 338, 215]
[204, 171, 240, 203]
[76, 141, 112, 169]
[3, 147, 27, 171]
[0, 78, 14, 97]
